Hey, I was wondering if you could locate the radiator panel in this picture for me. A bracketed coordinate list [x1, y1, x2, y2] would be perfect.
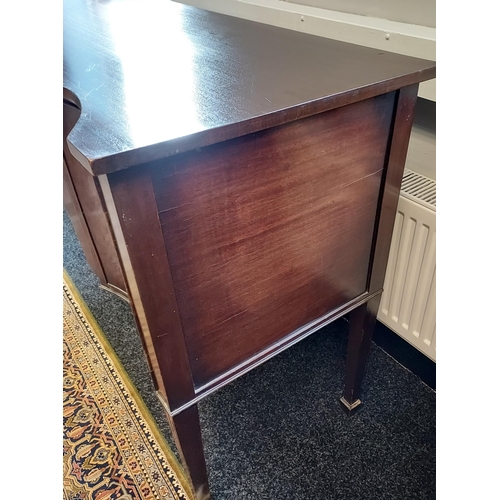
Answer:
[378, 171, 436, 361]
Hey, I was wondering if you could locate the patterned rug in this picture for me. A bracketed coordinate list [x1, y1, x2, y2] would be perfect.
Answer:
[63, 272, 194, 500]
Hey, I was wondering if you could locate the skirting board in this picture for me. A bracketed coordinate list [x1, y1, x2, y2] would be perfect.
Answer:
[372, 320, 436, 390]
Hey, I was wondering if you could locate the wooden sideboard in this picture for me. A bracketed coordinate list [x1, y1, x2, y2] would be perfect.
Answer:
[63, 0, 436, 497]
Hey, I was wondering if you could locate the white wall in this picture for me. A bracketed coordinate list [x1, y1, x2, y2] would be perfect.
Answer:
[407, 99, 436, 180]
[284, 0, 435, 28]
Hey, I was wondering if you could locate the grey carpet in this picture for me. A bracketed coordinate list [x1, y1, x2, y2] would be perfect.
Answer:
[63, 210, 436, 499]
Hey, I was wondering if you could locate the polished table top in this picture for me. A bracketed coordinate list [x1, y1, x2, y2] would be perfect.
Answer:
[63, 0, 435, 176]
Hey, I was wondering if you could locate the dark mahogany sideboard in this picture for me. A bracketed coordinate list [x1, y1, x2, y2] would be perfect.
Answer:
[63, 0, 436, 497]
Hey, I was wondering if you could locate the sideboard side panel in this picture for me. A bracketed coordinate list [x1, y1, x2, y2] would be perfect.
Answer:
[151, 93, 397, 388]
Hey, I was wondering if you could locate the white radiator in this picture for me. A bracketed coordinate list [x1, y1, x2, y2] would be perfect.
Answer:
[378, 170, 436, 361]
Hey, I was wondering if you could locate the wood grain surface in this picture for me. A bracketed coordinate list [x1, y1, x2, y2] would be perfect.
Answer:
[63, 100, 127, 294]
[63, 0, 435, 176]
[151, 93, 395, 387]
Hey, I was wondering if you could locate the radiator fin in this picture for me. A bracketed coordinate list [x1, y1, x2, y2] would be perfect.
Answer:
[400, 170, 436, 210]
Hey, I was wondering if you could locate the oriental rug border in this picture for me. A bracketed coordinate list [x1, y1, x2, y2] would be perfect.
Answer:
[63, 271, 194, 500]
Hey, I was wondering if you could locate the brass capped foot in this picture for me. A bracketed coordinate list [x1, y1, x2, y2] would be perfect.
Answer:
[340, 397, 362, 416]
